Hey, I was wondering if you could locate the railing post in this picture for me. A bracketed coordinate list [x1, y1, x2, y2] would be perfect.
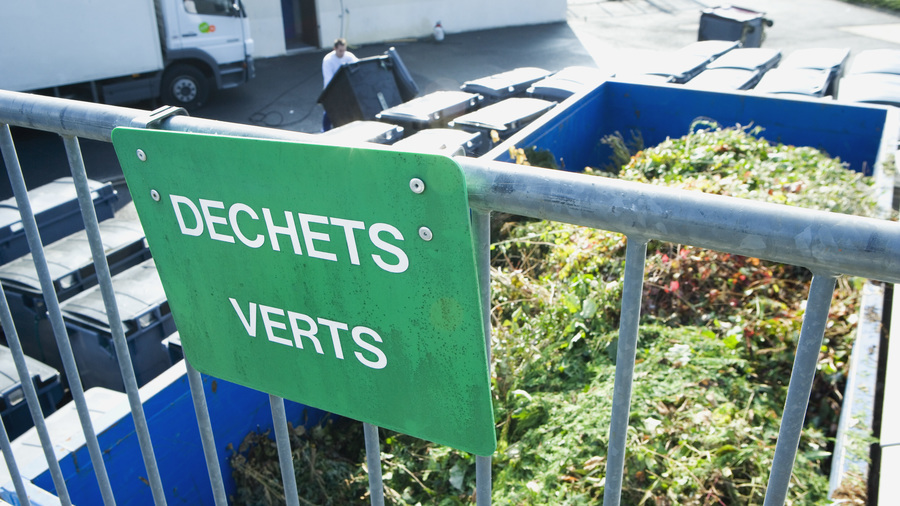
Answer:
[64, 134, 165, 505]
[603, 235, 648, 506]
[363, 423, 385, 506]
[184, 360, 229, 506]
[269, 395, 300, 506]
[764, 274, 838, 505]
[472, 207, 493, 505]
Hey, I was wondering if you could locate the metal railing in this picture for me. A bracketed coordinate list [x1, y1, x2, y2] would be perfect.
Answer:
[1, 89, 899, 505]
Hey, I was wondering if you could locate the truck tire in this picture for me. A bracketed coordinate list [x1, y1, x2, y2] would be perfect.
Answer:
[161, 64, 209, 110]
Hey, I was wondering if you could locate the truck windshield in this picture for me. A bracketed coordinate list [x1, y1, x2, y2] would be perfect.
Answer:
[184, 0, 243, 17]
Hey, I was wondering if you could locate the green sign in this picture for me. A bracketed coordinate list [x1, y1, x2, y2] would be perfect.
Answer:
[112, 128, 495, 455]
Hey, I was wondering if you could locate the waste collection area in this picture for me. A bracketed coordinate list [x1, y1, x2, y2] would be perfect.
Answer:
[1, 37, 899, 504]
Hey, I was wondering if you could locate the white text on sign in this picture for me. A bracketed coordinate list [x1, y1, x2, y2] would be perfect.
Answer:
[229, 297, 388, 370]
[170, 194, 409, 274]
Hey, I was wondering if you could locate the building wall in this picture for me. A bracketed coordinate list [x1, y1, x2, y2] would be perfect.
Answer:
[244, 0, 566, 58]
[244, 0, 287, 57]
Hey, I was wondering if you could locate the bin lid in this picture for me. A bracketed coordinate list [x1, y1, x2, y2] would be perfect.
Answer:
[677, 40, 741, 62]
[838, 74, 900, 107]
[0, 217, 146, 293]
[461, 67, 553, 95]
[612, 73, 675, 85]
[528, 66, 610, 100]
[60, 259, 166, 332]
[391, 128, 482, 156]
[754, 68, 831, 96]
[0, 344, 59, 394]
[0, 177, 115, 238]
[848, 49, 900, 76]
[376, 91, 481, 123]
[781, 48, 850, 73]
[449, 98, 556, 132]
[702, 5, 765, 22]
[707, 48, 782, 71]
[0, 177, 112, 217]
[684, 68, 761, 91]
[630, 52, 712, 83]
[319, 121, 405, 145]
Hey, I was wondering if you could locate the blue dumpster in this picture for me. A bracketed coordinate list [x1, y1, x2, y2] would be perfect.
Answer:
[0, 217, 150, 376]
[0, 177, 117, 266]
[0, 344, 64, 440]
[60, 259, 175, 392]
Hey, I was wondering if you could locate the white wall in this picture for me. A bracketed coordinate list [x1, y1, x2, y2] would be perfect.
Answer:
[243, 0, 287, 57]
[245, 0, 566, 57]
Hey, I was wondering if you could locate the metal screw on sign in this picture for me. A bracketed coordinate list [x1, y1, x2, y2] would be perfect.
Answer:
[409, 178, 425, 194]
[136, 149, 147, 162]
[419, 226, 433, 241]
[150, 189, 161, 202]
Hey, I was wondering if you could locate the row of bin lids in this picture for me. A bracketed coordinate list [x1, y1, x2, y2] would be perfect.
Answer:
[322, 66, 610, 150]
[0, 212, 165, 333]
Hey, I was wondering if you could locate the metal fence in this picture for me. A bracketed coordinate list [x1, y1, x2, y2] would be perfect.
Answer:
[1, 89, 899, 506]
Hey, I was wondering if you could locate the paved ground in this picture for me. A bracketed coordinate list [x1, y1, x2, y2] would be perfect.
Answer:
[196, 0, 900, 135]
[3, 0, 898, 199]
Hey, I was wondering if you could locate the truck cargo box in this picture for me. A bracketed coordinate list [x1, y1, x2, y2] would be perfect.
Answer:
[0, 0, 163, 92]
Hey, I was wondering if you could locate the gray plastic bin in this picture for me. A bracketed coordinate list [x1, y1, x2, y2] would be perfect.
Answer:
[0, 217, 150, 375]
[317, 55, 405, 128]
[0, 177, 118, 266]
[698, 6, 772, 48]
[527, 66, 610, 101]
[376, 91, 482, 132]
[318, 121, 405, 145]
[754, 68, 833, 97]
[391, 128, 484, 157]
[449, 98, 556, 152]
[780, 48, 850, 97]
[0, 345, 64, 440]
[60, 259, 175, 392]
[461, 67, 553, 104]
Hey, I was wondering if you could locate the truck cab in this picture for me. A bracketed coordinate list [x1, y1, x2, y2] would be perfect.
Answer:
[157, 0, 255, 109]
[0, 0, 254, 111]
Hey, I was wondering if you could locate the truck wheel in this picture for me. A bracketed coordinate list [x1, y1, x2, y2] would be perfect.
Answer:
[162, 65, 209, 110]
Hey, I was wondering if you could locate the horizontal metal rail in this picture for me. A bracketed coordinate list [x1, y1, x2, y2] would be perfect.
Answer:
[1, 90, 899, 506]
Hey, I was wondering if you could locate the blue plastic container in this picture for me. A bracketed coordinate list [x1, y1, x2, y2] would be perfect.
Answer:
[60, 259, 175, 392]
[0, 177, 117, 266]
[0, 344, 64, 440]
[0, 217, 150, 376]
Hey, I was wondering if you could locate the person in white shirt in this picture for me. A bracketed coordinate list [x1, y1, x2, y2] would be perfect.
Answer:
[321, 38, 358, 131]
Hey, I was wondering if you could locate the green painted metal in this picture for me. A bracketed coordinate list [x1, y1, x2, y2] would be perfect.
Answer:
[112, 128, 495, 455]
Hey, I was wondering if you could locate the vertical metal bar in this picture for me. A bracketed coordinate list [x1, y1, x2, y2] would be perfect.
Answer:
[184, 360, 228, 506]
[63, 135, 167, 505]
[472, 208, 492, 505]
[603, 236, 648, 506]
[1, 124, 77, 506]
[363, 423, 385, 506]
[269, 395, 300, 506]
[764, 274, 837, 506]
[0, 416, 31, 506]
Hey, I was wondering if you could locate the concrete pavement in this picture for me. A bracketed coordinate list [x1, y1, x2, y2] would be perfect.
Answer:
[196, 0, 900, 135]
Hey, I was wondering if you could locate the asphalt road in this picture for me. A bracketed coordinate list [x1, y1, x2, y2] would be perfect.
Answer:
[2, 0, 898, 203]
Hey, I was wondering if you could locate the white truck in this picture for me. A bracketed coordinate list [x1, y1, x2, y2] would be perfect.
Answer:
[1, 0, 255, 110]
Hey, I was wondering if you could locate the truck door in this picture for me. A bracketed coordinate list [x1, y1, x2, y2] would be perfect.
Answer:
[175, 0, 248, 65]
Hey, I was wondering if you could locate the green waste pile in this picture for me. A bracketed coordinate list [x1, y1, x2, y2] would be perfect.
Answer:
[232, 123, 882, 505]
